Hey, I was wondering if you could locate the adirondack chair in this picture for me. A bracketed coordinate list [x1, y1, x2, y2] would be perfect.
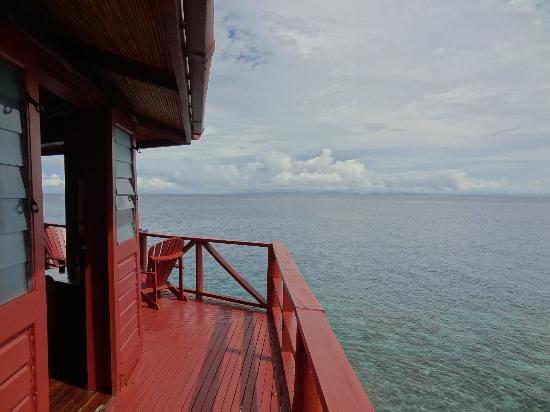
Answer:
[141, 237, 187, 310]
[44, 225, 66, 273]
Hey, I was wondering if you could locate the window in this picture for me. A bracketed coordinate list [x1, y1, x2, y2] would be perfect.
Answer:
[0, 60, 31, 304]
[115, 127, 136, 243]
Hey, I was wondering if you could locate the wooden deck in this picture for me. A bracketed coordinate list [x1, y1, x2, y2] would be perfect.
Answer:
[49, 379, 111, 411]
[109, 293, 288, 411]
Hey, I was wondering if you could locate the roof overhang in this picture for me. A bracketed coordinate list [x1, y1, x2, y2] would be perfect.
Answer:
[1, 0, 214, 148]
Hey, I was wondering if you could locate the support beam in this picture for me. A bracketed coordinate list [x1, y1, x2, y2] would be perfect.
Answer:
[183, 289, 265, 309]
[203, 242, 267, 307]
[161, 0, 193, 144]
[41, 142, 65, 156]
[182, 240, 196, 255]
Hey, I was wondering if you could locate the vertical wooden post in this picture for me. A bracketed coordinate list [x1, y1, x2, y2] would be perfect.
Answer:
[178, 255, 184, 300]
[282, 292, 294, 355]
[195, 242, 203, 300]
[266, 246, 275, 312]
[63, 129, 80, 283]
[293, 331, 322, 411]
[139, 230, 148, 272]
[80, 110, 112, 391]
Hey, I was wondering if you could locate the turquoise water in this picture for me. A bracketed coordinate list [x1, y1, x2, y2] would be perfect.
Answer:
[44, 194, 550, 411]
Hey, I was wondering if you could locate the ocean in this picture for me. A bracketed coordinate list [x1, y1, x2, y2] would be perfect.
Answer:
[43, 193, 550, 411]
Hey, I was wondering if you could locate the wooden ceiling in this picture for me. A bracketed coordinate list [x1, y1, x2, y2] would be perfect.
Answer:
[1, 0, 214, 148]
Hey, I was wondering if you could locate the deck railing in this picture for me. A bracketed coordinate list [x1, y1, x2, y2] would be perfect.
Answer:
[140, 231, 270, 309]
[139, 230, 374, 411]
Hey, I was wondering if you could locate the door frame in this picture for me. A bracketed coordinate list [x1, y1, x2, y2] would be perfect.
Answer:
[37, 61, 114, 393]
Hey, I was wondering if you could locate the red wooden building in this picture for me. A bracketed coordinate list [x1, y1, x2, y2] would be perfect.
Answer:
[0, 1, 373, 410]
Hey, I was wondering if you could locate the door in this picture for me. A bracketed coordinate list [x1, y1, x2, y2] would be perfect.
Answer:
[0, 29, 49, 411]
[107, 112, 143, 393]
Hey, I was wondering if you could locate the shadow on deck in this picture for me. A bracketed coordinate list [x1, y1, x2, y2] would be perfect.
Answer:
[110, 293, 288, 411]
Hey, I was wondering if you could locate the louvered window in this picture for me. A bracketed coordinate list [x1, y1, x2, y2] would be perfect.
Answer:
[115, 127, 136, 244]
[0, 60, 31, 304]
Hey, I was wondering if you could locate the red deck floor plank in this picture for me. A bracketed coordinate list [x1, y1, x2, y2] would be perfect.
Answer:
[179, 319, 241, 410]
[189, 317, 252, 411]
[269, 326, 288, 412]
[176, 320, 240, 410]
[120, 311, 218, 410]
[218, 317, 266, 411]
[147, 314, 230, 410]
[49, 379, 111, 412]
[197, 317, 255, 412]
[205, 314, 258, 412]
[183, 318, 245, 410]
[133, 323, 220, 410]
[109, 293, 287, 411]
[256, 324, 277, 411]
[143, 300, 239, 410]
[228, 317, 268, 412]
[164, 319, 235, 409]
[240, 318, 270, 412]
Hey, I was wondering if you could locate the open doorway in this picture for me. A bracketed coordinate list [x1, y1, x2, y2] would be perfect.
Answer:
[40, 88, 87, 388]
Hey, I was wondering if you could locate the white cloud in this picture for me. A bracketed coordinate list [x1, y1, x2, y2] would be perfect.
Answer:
[504, 0, 550, 22]
[264, 149, 372, 189]
[426, 86, 497, 105]
[247, 150, 516, 193]
[42, 174, 64, 188]
[380, 170, 506, 193]
[138, 149, 548, 195]
[137, 177, 176, 191]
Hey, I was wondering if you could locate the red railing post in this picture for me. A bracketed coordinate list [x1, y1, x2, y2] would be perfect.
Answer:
[139, 229, 148, 272]
[267, 246, 276, 311]
[195, 242, 203, 301]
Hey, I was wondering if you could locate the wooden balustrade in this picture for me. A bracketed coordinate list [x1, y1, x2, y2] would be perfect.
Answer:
[139, 231, 268, 309]
[138, 230, 373, 411]
[268, 241, 374, 411]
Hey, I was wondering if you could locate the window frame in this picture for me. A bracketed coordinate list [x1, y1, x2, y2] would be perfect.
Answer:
[113, 124, 137, 245]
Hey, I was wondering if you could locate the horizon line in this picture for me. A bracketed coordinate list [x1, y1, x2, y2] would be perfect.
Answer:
[42, 191, 550, 198]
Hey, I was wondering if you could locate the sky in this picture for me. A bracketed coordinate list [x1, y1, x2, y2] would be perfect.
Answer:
[43, 0, 550, 195]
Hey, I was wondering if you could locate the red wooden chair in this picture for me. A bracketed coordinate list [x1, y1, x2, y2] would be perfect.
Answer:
[141, 237, 186, 310]
[44, 225, 66, 273]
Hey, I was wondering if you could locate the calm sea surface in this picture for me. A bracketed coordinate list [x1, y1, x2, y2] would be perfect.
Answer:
[44, 193, 550, 411]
